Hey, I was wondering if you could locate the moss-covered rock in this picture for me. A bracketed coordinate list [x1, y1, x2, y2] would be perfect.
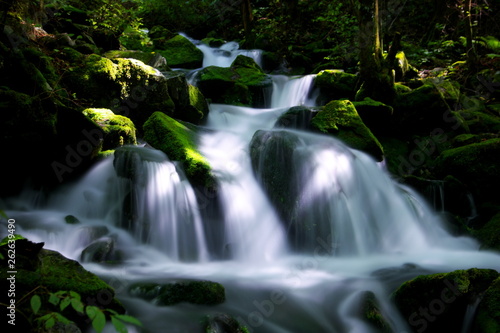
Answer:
[474, 277, 500, 333]
[197, 55, 272, 107]
[162, 71, 209, 124]
[352, 97, 393, 135]
[0, 238, 124, 331]
[274, 106, 316, 129]
[104, 50, 170, 71]
[310, 100, 384, 161]
[393, 51, 419, 81]
[65, 54, 174, 129]
[392, 268, 500, 333]
[205, 313, 250, 333]
[360, 291, 392, 333]
[314, 69, 358, 105]
[250, 130, 301, 225]
[472, 212, 500, 251]
[393, 81, 461, 135]
[143, 112, 215, 188]
[129, 280, 225, 306]
[156, 34, 203, 69]
[434, 138, 500, 208]
[83, 108, 136, 150]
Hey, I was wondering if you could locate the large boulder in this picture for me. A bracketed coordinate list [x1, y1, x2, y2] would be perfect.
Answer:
[273, 106, 316, 130]
[129, 280, 225, 306]
[314, 69, 358, 105]
[163, 71, 209, 124]
[392, 268, 500, 333]
[143, 112, 215, 188]
[0, 238, 125, 331]
[64, 54, 175, 129]
[250, 130, 302, 225]
[474, 276, 500, 333]
[154, 32, 203, 69]
[434, 138, 500, 208]
[197, 55, 273, 107]
[82, 108, 136, 150]
[104, 50, 170, 71]
[310, 100, 384, 161]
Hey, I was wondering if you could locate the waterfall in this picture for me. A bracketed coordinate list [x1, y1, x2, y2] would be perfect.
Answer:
[3, 36, 500, 333]
[197, 41, 263, 68]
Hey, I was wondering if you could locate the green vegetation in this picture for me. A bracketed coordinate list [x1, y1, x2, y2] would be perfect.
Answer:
[143, 112, 215, 188]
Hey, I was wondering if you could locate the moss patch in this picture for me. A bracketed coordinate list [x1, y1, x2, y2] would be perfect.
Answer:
[392, 268, 500, 333]
[197, 55, 272, 107]
[129, 280, 225, 306]
[156, 34, 203, 69]
[314, 69, 358, 104]
[143, 112, 215, 188]
[474, 277, 500, 333]
[311, 100, 384, 161]
[83, 108, 136, 150]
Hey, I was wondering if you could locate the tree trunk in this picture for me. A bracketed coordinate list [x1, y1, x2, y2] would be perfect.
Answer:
[464, 0, 477, 73]
[241, 0, 253, 37]
[356, 0, 395, 104]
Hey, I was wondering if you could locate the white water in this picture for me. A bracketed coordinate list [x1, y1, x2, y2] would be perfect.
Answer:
[2, 40, 500, 333]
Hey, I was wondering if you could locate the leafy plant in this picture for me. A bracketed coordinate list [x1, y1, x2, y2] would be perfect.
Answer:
[30, 290, 142, 333]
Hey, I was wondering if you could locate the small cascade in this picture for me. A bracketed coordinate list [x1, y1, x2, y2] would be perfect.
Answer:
[197, 41, 263, 68]
[250, 130, 478, 255]
[47, 146, 209, 262]
[461, 297, 481, 333]
[270, 75, 318, 108]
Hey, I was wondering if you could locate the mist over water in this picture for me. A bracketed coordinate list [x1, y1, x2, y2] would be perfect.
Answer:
[2, 39, 500, 333]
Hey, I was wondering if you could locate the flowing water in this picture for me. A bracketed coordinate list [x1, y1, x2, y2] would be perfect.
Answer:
[2, 40, 500, 333]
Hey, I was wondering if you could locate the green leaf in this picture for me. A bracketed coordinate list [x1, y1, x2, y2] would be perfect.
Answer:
[114, 314, 142, 327]
[60, 297, 71, 311]
[69, 291, 81, 301]
[54, 312, 73, 324]
[31, 295, 41, 315]
[86, 305, 99, 320]
[45, 316, 56, 329]
[48, 293, 60, 306]
[111, 316, 128, 333]
[71, 298, 84, 313]
[0, 210, 7, 218]
[91, 310, 106, 333]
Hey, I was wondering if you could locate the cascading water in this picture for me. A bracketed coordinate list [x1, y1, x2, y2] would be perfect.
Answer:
[2, 37, 500, 333]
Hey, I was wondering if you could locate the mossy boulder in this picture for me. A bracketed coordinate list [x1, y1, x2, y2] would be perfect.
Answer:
[310, 100, 384, 161]
[393, 51, 419, 81]
[314, 70, 358, 105]
[352, 97, 393, 135]
[197, 55, 272, 107]
[65, 54, 174, 129]
[392, 268, 500, 333]
[162, 71, 209, 124]
[360, 291, 392, 333]
[474, 277, 500, 333]
[434, 138, 500, 208]
[393, 81, 460, 135]
[274, 106, 316, 130]
[129, 280, 225, 306]
[143, 112, 215, 188]
[83, 108, 136, 150]
[0, 238, 124, 331]
[156, 34, 203, 69]
[205, 313, 250, 333]
[250, 130, 302, 226]
[104, 50, 170, 71]
[472, 212, 500, 251]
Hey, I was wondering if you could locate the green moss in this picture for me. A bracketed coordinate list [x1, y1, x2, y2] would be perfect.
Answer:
[129, 280, 225, 306]
[475, 277, 500, 333]
[392, 268, 500, 333]
[143, 112, 215, 188]
[83, 108, 137, 150]
[315, 70, 358, 102]
[473, 212, 500, 251]
[104, 50, 156, 65]
[64, 215, 80, 224]
[361, 291, 392, 333]
[311, 100, 384, 161]
[156, 34, 203, 69]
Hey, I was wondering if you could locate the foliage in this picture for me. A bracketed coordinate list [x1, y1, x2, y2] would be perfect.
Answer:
[29, 289, 142, 332]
